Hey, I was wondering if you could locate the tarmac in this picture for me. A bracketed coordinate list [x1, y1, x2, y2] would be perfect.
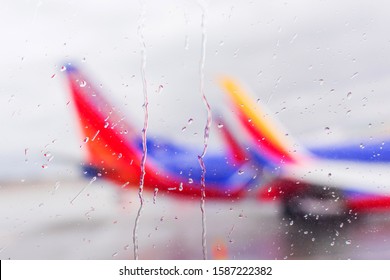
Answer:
[2, 178, 390, 259]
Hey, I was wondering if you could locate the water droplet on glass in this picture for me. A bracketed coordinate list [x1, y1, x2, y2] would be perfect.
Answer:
[84, 137, 89, 143]
[112, 252, 118, 257]
[289, 220, 294, 226]
[330, 241, 335, 246]
[345, 240, 352, 245]
[181, 126, 187, 132]
[217, 123, 224, 128]
[188, 118, 193, 124]
[43, 152, 51, 158]
[289, 33, 298, 44]
[184, 35, 189, 50]
[188, 178, 193, 184]
[51, 74, 56, 79]
[51, 181, 61, 195]
[153, 188, 159, 204]
[319, 79, 324, 85]
[79, 80, 87, 88]
[233, 48, 240, 58]
[359, 143, 365, 149]
[157, 84, 164, 94]
[238, 170, 244, 175]
[219, 40, 224, 46]
[178, 182, 183, 191]
[42, 164, 48, 169]
[60, 66, 67, 72]
[351, 72, 359, 79]
[340, 222, 344, 228]
[347, 92, 352, 99]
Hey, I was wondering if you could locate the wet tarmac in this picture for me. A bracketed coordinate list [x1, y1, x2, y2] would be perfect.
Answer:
[2, 179, 390, 260]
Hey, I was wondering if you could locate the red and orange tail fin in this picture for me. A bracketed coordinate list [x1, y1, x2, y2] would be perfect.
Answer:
[220, 77, 308, 167]
[65, 64, 142, 180]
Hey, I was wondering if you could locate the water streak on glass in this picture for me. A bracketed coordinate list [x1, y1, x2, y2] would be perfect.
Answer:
[70, 176, 96, 204]
[133, 0, 148, 260]
[198, 0, 211, 260]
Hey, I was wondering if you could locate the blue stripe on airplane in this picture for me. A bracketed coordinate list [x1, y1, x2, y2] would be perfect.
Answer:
[310, 140, 390, 162]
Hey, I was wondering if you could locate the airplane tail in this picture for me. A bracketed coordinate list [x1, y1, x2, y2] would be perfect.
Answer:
[64, 65, 255, 199]
[219, 77, 309, 169]
[65, 64, 143, 183]
[219, 77, 314, 200]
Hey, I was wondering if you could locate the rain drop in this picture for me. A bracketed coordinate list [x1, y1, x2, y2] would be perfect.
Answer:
[153, 188, 159, 204]
[79, 80, 87, 88]
[347, 92, 352, 99]
[217, 123, 224, 128]
[188, 118, 193, 124]
[350, 72, 359, 79]
[345, 240, 352, 245]
[157, 85, 164, 94]
[184, 35, 189, 50]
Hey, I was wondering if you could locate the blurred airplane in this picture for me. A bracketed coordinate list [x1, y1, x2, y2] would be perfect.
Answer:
[65, 64, 390, 221]
[220, 78, 390, 219]
[64, 65, 257, 200]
